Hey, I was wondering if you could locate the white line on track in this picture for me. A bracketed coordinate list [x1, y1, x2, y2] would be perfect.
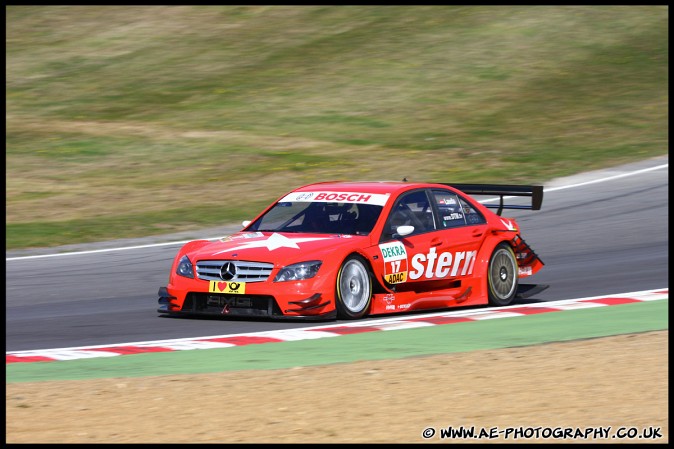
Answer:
[6, 162, 668, 261]
[543, 163, 668, 192]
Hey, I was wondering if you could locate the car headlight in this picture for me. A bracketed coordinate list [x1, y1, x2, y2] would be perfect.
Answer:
[274, 261, 322, 282]
[176, 255, 195, 279]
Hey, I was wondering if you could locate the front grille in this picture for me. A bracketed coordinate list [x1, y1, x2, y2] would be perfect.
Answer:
[195, 260, 274, 282]
[183, 293, 282, 317]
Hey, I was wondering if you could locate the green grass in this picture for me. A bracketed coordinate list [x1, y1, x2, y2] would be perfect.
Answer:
[6, 5, 668, 249]
[5, 202, 270, 249]
[6, 299, 668, 382]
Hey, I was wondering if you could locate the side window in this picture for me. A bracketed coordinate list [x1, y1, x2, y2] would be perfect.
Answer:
[433, 190, 466, 228]
[382, 190, 435, 241]
[459, 196, 486, 225]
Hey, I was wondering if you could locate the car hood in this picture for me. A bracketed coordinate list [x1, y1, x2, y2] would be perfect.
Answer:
[188, 231, 369, 265]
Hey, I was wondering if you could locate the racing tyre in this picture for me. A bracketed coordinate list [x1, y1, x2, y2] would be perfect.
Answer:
[487, 242, 518, 306]
[335, 255, 372, 319]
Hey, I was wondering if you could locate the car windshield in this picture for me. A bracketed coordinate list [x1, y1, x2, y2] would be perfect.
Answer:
[248, 201, 383, 235]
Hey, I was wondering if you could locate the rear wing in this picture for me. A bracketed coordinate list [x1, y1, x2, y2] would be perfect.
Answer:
[444, 184, 543, 216]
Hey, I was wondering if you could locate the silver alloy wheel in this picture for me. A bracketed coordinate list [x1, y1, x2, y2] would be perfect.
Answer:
[338, 259, 371, 313]
[489, 246, 517, 301]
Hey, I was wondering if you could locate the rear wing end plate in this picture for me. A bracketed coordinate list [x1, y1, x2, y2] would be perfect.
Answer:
[445, 184, 543, 216]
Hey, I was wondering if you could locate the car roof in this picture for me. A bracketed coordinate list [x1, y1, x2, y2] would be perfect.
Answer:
[293, 181, 450, 196]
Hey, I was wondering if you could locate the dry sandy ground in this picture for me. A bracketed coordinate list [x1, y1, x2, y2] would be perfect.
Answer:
[6, 330, 668, 444]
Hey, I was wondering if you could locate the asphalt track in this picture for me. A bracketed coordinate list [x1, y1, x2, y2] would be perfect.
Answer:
[5, 155, 669, 352]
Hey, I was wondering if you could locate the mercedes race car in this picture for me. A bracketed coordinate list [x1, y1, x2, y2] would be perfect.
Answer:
[158, 181, 547, 320]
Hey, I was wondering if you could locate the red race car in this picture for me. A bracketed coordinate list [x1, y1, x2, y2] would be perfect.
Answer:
[158, 181, 547, 320]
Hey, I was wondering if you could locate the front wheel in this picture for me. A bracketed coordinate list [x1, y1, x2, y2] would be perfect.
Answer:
[487, 242, 518, 306]
[335, 255, 372, 319]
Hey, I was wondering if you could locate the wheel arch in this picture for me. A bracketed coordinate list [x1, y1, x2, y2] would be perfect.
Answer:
[334, 251, 375, 319]
[486, 240, 519, 306]
[471, 235, 518, 301]
[473, 234, 514, 274]
[348, 249, 389, 294]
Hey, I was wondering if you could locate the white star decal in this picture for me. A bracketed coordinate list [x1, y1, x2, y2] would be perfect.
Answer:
[500, 219, 517, 231]
[212, 232, 329, 255]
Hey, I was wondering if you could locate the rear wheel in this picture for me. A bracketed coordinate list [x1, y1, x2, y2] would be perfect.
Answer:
[335, 255, 372, 319]
[487, 242, 518, 306]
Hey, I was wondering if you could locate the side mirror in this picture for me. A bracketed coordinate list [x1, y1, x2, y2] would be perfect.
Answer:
[395, 225, 414, 237]
[242, 220, 251, 228]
